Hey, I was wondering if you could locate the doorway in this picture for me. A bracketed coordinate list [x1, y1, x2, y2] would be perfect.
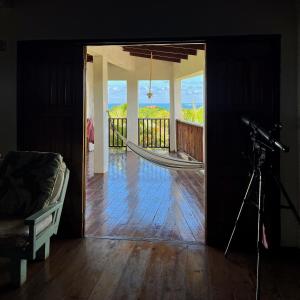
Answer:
[84, 43, 206, 243]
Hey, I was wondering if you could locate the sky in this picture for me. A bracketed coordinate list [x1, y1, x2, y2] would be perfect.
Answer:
[108, 75, 204, 104]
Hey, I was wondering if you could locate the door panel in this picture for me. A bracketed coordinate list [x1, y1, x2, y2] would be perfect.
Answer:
[17, 42, 85, 237]
[206, 37, 280, 248]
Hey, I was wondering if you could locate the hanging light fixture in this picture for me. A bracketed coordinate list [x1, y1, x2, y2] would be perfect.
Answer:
[147, 52, 153, 99]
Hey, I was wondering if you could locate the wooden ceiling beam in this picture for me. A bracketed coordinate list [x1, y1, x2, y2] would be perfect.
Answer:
[171, 44, 206, 50]
[124, 45, 197, 56]
[129, 52, 181, 63]
[122, 43, 205, 62]
[123, 47, 188, 60]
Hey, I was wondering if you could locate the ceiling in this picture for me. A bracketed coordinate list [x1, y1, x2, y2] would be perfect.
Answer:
[122, 44, 205, 63]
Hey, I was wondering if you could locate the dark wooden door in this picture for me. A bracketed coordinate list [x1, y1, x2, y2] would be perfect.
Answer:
[206, 37, 280, 248]
[17, 42, 85, 237]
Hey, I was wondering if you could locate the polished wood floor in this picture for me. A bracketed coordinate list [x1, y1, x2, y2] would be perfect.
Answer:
[1, 237, 299, 300]
[85, 151, 205, 242]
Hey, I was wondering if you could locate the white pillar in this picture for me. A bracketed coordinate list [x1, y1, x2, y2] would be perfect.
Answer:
[127, 75, 138, 146]
[170, 78, 182, 151]
[86, 62, 94, 120]
[93, 56, 108, 173]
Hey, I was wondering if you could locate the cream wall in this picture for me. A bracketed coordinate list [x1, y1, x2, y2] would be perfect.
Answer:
[0, 0, 298, 247]
[93, 56, 108, 173]
[173, 51, 205, 79]
[88, 46, 135, 71]
[86, 62, 94, 120]
[108, 57, 173, 81]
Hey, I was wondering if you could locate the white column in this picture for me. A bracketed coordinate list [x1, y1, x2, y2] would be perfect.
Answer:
[93, 56, 108, 173]
[170, 78, 182, 151]
[127, 75, 138, 146]
[86, 62, 94, 120]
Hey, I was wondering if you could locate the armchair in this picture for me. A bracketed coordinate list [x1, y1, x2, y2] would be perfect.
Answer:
[0, 151, 69, 286]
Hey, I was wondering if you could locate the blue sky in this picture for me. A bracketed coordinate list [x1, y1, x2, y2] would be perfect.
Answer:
[180, 75, 204, 104]
[108, 75, 204, 104]
[138, 80, 169, 103]
[108, 80, 127, 104]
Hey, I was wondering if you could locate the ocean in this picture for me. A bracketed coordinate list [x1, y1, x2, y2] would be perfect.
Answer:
[108, 103, 202, 111]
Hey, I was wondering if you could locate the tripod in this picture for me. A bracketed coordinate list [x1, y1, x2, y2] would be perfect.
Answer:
[224, 133, 300, 300]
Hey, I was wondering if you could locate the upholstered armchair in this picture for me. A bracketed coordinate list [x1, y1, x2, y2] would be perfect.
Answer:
[0, 151, 69, 287]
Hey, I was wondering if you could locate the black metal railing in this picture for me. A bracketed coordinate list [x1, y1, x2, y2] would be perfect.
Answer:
[109, 117, 170, 149]
[138, 118, 170, 149]
[108, 118, 127, 147]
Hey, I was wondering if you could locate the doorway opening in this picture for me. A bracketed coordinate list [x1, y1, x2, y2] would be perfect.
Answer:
[85, 43, 206, 243]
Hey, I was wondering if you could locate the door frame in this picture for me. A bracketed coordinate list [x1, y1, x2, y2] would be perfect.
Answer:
[82, 38, 208, 241]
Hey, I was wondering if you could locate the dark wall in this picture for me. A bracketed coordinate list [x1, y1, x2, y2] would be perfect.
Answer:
[0, 0, 298, 246]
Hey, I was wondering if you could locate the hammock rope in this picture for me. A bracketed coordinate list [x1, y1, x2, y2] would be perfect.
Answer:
[108, 112, 204, 171]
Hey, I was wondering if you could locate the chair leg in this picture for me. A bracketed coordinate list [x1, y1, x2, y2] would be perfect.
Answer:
[10, 259, 27, 287]
[36, 240, 50, 260]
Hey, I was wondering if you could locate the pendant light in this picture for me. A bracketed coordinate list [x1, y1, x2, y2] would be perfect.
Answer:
[147, 52, 153, 99]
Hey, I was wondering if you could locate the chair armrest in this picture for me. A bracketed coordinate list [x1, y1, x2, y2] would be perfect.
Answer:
[24, 201, 63, 226]
[23, 168, 69, 259]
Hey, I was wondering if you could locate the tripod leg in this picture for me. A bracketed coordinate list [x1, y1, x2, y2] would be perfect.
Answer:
[256, 169, 263, 300]
[272, 174, 300, 226]
[224, 170, 256, 257]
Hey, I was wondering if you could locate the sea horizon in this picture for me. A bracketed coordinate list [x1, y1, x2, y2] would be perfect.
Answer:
[108, 103, 203, 110]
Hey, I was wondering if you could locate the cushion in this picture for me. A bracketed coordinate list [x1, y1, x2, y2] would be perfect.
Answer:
[47, 162, 66, 205]
[0, 216, 53, 249]
[0, 151, 64, 218]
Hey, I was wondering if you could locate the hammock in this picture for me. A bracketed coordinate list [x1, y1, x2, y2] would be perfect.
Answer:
[108, 115, 204, 171]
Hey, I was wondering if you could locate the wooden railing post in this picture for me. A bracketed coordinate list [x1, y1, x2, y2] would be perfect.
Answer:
[176, 119, 203, 161]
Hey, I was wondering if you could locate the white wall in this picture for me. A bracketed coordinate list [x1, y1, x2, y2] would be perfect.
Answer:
[0, 0, 298, 246]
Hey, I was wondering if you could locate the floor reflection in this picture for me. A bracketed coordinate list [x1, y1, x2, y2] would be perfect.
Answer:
[85, 151, 205, 242]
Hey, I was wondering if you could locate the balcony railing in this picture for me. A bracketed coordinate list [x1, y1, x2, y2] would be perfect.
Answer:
[176, 119, 203, 161]
[108, 117, 170, 149]
[138, 118, 170, 149]
[108, 118, 127, 147]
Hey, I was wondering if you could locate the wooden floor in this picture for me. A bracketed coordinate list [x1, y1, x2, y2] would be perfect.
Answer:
[1, 153, 299, 299]
[85, 151, 205, 242]
[1, 237, 299, 300]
